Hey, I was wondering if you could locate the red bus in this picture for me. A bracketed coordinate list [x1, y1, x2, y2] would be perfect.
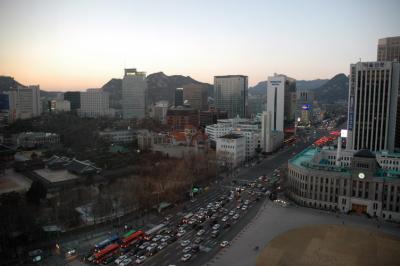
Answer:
[121, 230, 145, 248]
[94, 243, 119, 264]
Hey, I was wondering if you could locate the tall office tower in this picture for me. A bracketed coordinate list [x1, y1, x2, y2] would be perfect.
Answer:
[214, 75, 248, 118]
[377, 36, 400, 62]
[64, 91, 81, 111]
[8, 85, 41, 121]
[122, 68, 147, 119]
[79, 89, 111, 118]
[266, 74, 296, 131]
[174, 88, 184, 107]
[183, 84, 208, 111]
[346, 61, 400, 152]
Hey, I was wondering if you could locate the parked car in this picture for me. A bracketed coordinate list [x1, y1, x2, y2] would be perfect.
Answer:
[220, 241, 230, 247]
[135, 256, 146, 264]
[181, 254, 192, 262]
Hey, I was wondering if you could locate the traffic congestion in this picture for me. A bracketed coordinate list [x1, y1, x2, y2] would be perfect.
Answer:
[80, 174, 278, 266]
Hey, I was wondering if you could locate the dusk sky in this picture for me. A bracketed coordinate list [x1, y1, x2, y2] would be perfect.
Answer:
[1, 0, 399, 91]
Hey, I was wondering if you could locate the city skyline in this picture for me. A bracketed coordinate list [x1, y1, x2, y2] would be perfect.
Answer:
[1, 0, 399, 91]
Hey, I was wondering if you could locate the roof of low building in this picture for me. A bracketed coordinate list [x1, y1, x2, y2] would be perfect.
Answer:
[354, 149, 376, 158]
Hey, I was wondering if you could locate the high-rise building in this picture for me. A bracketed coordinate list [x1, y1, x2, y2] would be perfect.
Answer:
[174, 88, 184, 107]
[266, 74, 296, 131]
[296, 89, 314, 124]
[79, 89, 112, 118]
[377, 36, 400, 62]
[260, 111, 284, 153]
[346, 61, 400, 152]
[8, 85, 41, 122]
[214, 75, 248, 118]
[64, 91, 81, 111]
[122, 68, 147, 119]
[183, 84, 208, 111]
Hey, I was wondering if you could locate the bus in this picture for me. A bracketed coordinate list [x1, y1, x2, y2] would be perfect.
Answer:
[94, 234, 120, 252]
[144, 224, 166, 240]
[121, 230, 145, 248]
[122, 229, 137, 239]
[94, 243, 119, 264]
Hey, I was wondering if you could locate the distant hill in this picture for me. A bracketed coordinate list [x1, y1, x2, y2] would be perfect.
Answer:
[249, 78, 328, 96]
[101, 78, 123, 109]
[314, 73, 349, 103]
[0, 76, 23, 93]
[146, 72, 213, 105]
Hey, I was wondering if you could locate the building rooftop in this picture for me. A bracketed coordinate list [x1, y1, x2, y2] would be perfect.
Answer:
[354, 149, 376, 158]
[214, 75, 248, 78]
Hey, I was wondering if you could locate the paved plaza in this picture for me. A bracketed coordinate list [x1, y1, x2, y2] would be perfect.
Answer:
[207, 201, 400, 266]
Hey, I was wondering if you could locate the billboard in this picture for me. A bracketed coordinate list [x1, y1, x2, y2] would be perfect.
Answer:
[302, 104, 311, 110]
[341, 129, 348, 138]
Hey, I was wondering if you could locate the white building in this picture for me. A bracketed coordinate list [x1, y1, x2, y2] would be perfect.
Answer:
[214, 75, 248, 118]
[8, 85, 41, 122]
[149, 100, 169, 124]
[122, 68, 147, 119]
[216, 133, 246, 168]
[231, 129, 260, 160]
[51, 100, 71, 112]
[79, 89, 112, 118]
[205, 117, 260, 141]
[261, 111, 284, 153]
[346, 61, 400, 152]
[16, 132, 60, 148]
[266, 74, 296, 131]
[98, 130, 134, 144]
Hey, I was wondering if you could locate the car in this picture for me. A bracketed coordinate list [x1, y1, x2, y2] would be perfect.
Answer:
[101, 257, 114, 265]
[194, 237, 203, 244]
[161, 235, 171, 242]
[212, 224, 221, 230]
[149, 242, 158, 248]
[211, 213, 218, 220]
[152, 234, 163, 242]
[135, 249, 147, 258]
[229, 210, 235, 216]
[115, 255, 128, 264]
[241, 205, 248, 211]
[244, 200, 250, 205]
[220, 241, 230, 247]
[177, 230, 186, 237]
[223, 223, 231, 229]
[139, 242, 150, 250]
[158, 242, 168, 250]
[236, 204, 241, 209]
[197, 229, 205, 236]
[146, 247, 158, 256]
[233, 214, 240, 220]
[191, 244, 200, 252]
[181, 254, 192, 262]
[135, 256, 146, 264]
[211, 230, 219, 238]
[221, 216, 229, 222]
[168, 236, 177, 243]
[165, 214, 173, 221]
[183, 246, 192, 253]
[119, 258, 132, 266]
[181, 240, 191, 247]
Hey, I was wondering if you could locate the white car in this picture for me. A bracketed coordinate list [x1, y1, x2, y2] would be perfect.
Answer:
[244, 200, 250, 205]
[150, 242, 158, 248]
[221, 216, 229, 222]
[177, 230, 186, 237]
[135, 256, 146, 264]
[241, 205, 248, 211]
[139, 242, 150, 249]
[181, 254, 192, 262]
[157, 242, 168, 250]
[152, 234, 163, 242]
[161, 235, 171, 242]
[220, 241, 230, 247]
[229, 210, 235, 216]
[181, 240, 191, 247]
[233, 214, 240, 220]
[119, 258, 132, 266]
[212, 224, 221, 230]
[197, 229, 205, 236]
[183, 246, 192, 253]
[115, 255, 128, 264]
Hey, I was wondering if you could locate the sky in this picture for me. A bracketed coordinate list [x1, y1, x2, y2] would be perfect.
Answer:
[0, 0, 399, 91]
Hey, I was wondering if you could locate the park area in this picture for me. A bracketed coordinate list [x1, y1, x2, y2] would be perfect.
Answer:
[256, 224, 400, 266]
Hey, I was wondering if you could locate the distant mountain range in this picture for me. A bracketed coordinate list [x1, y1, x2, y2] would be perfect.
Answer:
[1, 72, 348, 107]
[248, 74, 348, 103]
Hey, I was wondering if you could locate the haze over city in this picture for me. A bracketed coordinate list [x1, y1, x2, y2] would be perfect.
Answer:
[1, 0, 400, 90]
